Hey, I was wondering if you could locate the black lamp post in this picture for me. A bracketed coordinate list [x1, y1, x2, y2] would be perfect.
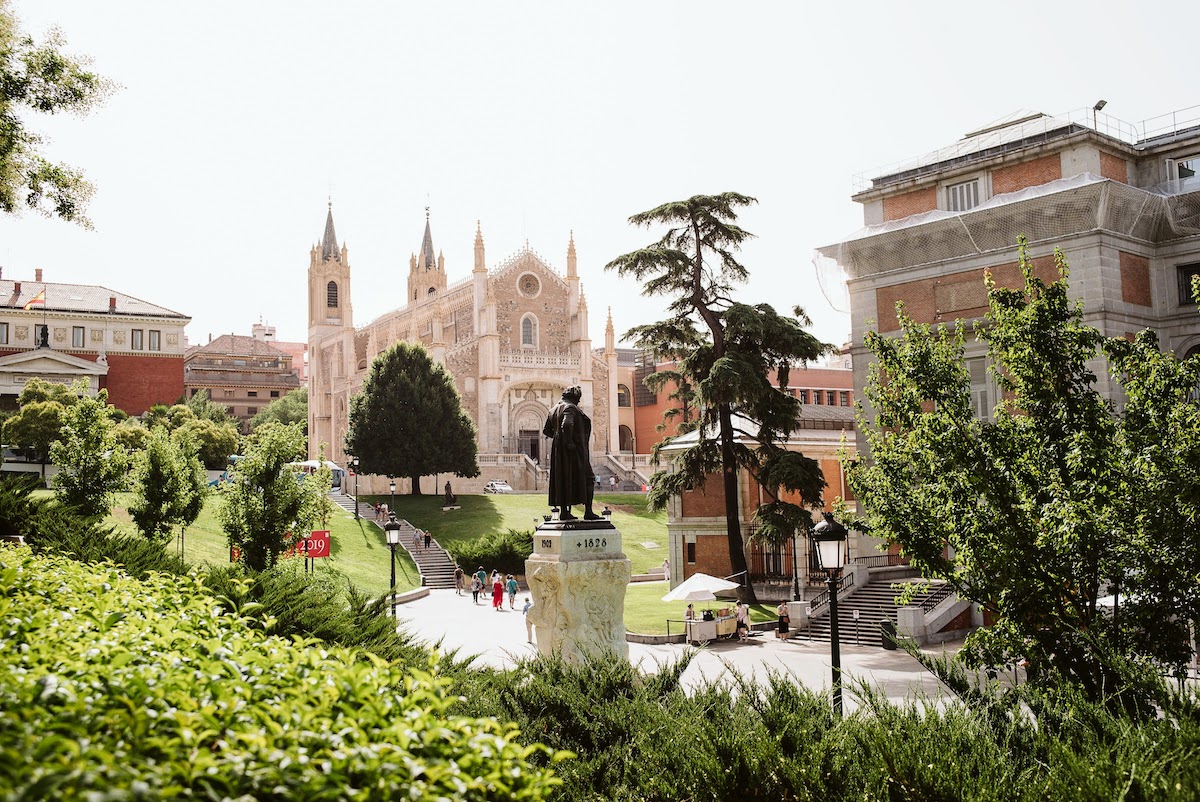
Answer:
[813, 511, 848, 719]
[791, 529, 801, 601]
[350, 457, 360, 519]
[389, 478, 396, 512]
[383, 513, 401, 599]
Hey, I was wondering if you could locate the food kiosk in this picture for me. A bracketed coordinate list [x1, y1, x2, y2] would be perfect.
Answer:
[686, 608, 737, 644]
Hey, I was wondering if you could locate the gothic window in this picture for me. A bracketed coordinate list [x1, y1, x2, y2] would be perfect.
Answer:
[326, 281, 339, 308]
[617, 384, 632, 407]
[518, 273, 541, 298]
[521, 314, 538, 348]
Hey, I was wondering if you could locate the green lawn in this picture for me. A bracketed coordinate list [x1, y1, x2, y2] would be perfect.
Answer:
[623, 581, 777, 636]
[108, 493, 422, 598]
[106, 489, 688, 632]
[364, 491, 669, 575]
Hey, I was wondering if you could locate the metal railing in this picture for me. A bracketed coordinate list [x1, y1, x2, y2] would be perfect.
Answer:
[852, 553, 910, 569]
[919, 583, 955, 614]
[808, 572, 855, 614]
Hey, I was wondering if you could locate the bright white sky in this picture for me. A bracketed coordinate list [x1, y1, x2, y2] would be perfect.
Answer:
[0, 1, 1192, 350]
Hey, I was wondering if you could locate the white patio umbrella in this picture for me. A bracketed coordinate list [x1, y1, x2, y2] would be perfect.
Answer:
[293, 459, 345, 472]
[661, 572, 741, 603]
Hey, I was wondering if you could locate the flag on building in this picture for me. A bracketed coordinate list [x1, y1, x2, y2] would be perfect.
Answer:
[22, 290, 45, 310]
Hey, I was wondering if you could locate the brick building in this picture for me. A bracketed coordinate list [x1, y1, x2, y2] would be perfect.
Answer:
[0, 269, 188, 415]
[818, 105, 1200, 421]
[184, 330, 303, 431]
[307, 206, 620, 494]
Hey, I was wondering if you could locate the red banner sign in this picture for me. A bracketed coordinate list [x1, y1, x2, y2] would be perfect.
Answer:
[297, 530, 331, 558]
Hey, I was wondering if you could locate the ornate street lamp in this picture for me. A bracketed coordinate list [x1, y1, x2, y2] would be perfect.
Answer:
[389, 478, 396, 513]
[383, 513, 401, 603]
[349, 456, 360, 519]
[813, 511, 848, 719]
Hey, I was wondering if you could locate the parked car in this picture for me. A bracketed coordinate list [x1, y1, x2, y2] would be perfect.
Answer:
[483, 480, 514, 494]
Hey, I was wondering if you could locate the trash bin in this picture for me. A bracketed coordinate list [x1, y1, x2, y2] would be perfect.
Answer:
[880, 620, 897, 650]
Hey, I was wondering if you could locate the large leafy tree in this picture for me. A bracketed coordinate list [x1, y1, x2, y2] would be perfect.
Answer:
[606, 193, 831, 602]
[184, 389, 235, 426]
[0, 0, 112, 226]
[128, 427, 208, 543]
[218, 422, 317, 572]
[250, 387, 307, 434]
[849, 237, 1200, 708]
[50, 385, 128, 517]
[344, 342, 479, 496]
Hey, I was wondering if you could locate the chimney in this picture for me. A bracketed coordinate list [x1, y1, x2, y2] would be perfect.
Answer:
[13, 282, 20, 294]
[108, 296, 116, 312]
[34, 268, 42, 282]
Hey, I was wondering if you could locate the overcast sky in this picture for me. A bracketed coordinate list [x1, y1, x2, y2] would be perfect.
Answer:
[0, 1, 1192, 350]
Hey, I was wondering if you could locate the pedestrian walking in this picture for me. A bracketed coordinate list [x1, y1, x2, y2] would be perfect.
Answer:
[491, 573, 504, 610]
[412, 529, 421, 551]
[736, 601, 750, 642]
[506, 574, 518, 608]
[454, 566, 464, 596]
[776, 600, 790, 640]
[470, 575, 482, 604]
[424, 529, 432, 550]
[522, 597, 534, 643]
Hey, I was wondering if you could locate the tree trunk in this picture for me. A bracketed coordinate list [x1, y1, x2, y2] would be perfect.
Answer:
[719, 402, 757, 604]
[410, 474, 423, 495]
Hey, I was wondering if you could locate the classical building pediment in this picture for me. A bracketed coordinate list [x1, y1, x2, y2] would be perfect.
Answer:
[0, 349, 108, 398]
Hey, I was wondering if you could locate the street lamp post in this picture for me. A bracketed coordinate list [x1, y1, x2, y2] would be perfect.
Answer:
[791, 529, 801, 601]
[813, 511, 848, 719]
[383, 513, 401, 608]
[389, 478, 396, 513]
[350, 457, 360, 519]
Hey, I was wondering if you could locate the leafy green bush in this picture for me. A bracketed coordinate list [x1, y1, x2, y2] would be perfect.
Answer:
[0, 548, 568, 800]
[452, 527, 533, 577]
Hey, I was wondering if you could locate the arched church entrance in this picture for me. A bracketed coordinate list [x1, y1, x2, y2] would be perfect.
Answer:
[509, 391, 550, 464]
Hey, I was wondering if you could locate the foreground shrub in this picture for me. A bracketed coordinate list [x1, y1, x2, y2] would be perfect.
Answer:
[453, 527, 533, 577]
[0, 548, 567, 800]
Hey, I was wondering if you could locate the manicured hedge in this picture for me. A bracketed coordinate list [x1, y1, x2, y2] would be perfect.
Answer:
[0, 548, 567, 800]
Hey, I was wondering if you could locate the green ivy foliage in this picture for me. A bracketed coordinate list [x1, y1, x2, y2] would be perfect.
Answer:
[0, 548, 567, 800]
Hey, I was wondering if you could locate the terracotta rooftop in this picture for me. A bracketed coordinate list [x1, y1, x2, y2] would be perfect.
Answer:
[0, 279, 188, 319]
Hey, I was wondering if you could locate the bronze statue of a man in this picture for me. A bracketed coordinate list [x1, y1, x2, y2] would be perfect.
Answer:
[543, 385, 599, 520]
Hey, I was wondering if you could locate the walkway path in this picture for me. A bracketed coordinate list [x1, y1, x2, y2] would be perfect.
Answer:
[394, 584, 960, 715]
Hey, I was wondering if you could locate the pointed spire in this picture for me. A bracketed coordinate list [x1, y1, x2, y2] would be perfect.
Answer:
[605, 306, 615, 353]
[420, 207, 435, 271]
[566, 230, 578, 278]
[474, 220, 487, 273]
[579, 282, 588, 310]
[320, 201, 339, 263]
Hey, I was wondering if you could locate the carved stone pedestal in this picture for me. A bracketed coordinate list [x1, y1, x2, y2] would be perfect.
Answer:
[525, 518, 630, 663]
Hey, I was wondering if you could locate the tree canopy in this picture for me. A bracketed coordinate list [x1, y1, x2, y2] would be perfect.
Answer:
[0, 0, 112, 226]
[849, 237, 1200, 709]
[606, 193, 831, 601]
[344, 342, 479, 495]
[250, 387, 307, 434]
[128, 426, 207, 543]
[49, 386, 128, 517]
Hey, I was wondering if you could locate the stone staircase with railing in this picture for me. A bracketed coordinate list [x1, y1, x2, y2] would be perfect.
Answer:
[793, 577, 947, 646]
[327, 491, 458, 589]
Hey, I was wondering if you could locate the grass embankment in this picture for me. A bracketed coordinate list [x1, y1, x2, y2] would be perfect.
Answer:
[107, 489, 761, 634]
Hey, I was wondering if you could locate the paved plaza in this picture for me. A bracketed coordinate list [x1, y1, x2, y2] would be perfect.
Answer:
[394, 583, 961, 715]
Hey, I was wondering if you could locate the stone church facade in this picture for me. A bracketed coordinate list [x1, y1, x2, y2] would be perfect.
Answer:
[307, 205, 620, 494]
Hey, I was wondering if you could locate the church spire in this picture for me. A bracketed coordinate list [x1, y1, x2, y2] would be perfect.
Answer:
[420, 207, 435, 270]
[474, 220, 486, 273]
[566, 230, 577, 278]
[320, 201, 339, 263]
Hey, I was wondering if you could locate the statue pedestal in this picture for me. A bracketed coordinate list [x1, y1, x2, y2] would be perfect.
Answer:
[525, 518, 630, 663]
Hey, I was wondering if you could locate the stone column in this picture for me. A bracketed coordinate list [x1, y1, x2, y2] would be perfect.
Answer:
[525, 518, 630, 662]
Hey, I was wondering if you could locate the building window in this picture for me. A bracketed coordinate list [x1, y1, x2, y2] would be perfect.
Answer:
[686, 541, 696, 564]
[946, 179, 980, 212]
[826, 390, 837, 405]
[148, 330, 160, 351]
[247, 407, 258, 415]
[1178, 263, 1200, 306]
[0, 323, 8, 345]
[520, 314, 538, 348]
[131, 329, 144, 350]
[812, 390, 822, 405]
[969, 357, 993, 420]
[617, 384, 631, 407]
[71, 326, 84, 347]
[270, 390, 280, 398]
[223, 390, 234, 398]
[248, 391, 258, 398]
[326, 281, 338, 308]
[798, 389, 809, 404]
[1169, 155, 1200, 191]
[839, 391, 850, 406]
